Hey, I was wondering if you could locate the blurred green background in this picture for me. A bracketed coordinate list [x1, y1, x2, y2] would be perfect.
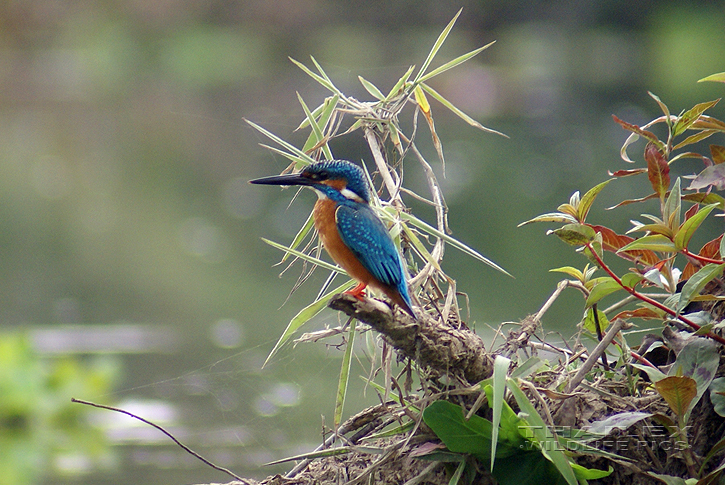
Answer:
[1, 1, 724, 484]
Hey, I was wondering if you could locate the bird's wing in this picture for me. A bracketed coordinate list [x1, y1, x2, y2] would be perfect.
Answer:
[335, 204, 404, 289]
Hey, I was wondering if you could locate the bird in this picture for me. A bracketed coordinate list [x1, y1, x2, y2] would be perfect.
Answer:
[250, 160, 416, 318]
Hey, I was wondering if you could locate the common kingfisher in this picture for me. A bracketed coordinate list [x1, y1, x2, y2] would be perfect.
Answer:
[250, 160, 416, 318]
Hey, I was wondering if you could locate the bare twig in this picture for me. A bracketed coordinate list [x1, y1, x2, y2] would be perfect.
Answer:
[70, 398, 247, 483]
[566, 319, 631, 393]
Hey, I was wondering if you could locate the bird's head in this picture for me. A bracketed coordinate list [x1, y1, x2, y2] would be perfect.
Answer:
[250, 160, 371, 204]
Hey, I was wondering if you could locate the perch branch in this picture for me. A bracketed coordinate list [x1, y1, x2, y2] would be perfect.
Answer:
[328, 293, 492, 383]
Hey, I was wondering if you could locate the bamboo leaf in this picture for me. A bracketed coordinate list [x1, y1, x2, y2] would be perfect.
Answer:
[334, 319, 357, 428]
[280, 211, 316, 263]
[507, 379, 578, 485]
[358, 76, 385, 101]
[246, 119, 317, 165]
[262, 237, 343, 274]
[263, 279, 356, 367]
[414, 8, 463, 83]
[420, 82, 508, 137]
[490, 355, 511, 471]
[399, 212, 511, 276]
[698, 72, 725, 83]
[289, 56, 339, 94]
[417, 41, 496, 84]
[385, 65, 416, 101]
[297, 92, 333, 160]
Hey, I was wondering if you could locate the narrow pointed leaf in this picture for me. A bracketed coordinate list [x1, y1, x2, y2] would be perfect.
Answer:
[648, 92, 671, 123]
[358, 76, 385, 101]
[297, 92, 333, 160]
[417, 41, 496, 83]
[490, 355, 511, 471]
[385, 65, 416, 101]
[613, 115, 664, 149]
[645, 142, 670, 199]
[289, 57, 339, 94]
[618, 234, 676, 253]
[578, 179, 611, 223]
[698, 72, 725, 83]
[663, 178, 681, 229]
[334, 319, 356, 428]
[400, 212, 511, 276]
[414, 8, 463, 83]
[246, 119, 317, 164]
[518, 212, 578, 226]
[673, 99, 720, 136]
[673, 129, 717, 150]
[674, 203, 718, 250]
[420, 83, 508, 137]
[263, 280, 356, 367]
[549, 266, 584, 281]
[262, 237, 343, 274]
[507, 379, 578, 485]
[280, 211, 316, 263]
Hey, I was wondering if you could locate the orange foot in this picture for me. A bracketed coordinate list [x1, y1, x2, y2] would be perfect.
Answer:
[344, 282, 367, 301]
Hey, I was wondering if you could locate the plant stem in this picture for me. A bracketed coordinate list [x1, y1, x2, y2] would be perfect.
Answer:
[585, 242, 725, 345]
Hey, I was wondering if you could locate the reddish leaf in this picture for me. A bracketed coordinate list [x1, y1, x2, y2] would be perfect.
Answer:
[683, 203, 699, 222]
[608, 168, 648, 177]
[711, 145, 725, 164]
[612, 115, 662, 145]
[607, 192, 659, 209]
[692, 116, 725, 132]
[681, 192, 725, 209]
[590, 225, 660, 266]
[681, 235, 723, 281]
[645, 143, 670, 198]
[611, 307, 663, 321]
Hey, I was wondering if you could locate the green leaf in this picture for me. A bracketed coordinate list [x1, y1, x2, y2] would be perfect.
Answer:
[399, 212, 511, 276]
[422, 400, 522, 460]
[677, 263, 725, 313]
[663, 177, 681, 230]
[420, 82, 508, 137]
[698, 72, 725, 83]
[518, 212, 578, 226]
[585, 277, 622, 307]
[262, 237, 343, 274]
[578, 179, 612, 223]
[510, 357, 543, 380]
[547, 223, 596, 246]
[674, 203, 719, 250]
[289, 56, 340, 95]
[334, 319, 356, 428]
[279, 211, 316, 263]
[549, 266, 584, 281]
[670, 338, 720, 417]
[582, 306, 610, 334]
[263, 280, 355, 367]
[297, 92, 333, 160]
[571, 463, 613, 481]
[507, 379, 578, 485]
[384, 65, 416, 101]
[618, 234, 676, 253]
[673, 99, 720, 137]
[246, 119, 317, 165]
[358, 76, 385, 101]
[710, 377, 725, 418]
[417, 41, 496, 84]
[654, 376, 697, 418]
[414, 8, 463, 84]
[648, 92, 671, 125]
[490, 355, 511, 471]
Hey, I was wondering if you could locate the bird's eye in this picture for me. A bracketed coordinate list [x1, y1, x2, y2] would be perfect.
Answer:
[316, 170, 328, 179]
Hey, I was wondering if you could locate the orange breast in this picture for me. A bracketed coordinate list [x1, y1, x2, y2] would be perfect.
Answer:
[313, 198, 376, 287]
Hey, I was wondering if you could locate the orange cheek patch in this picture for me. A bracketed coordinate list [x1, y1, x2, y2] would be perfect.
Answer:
[323, 179, 347, 191]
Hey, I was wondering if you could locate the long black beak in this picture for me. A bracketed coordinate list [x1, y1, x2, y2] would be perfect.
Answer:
[248, 173, 313, 187]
